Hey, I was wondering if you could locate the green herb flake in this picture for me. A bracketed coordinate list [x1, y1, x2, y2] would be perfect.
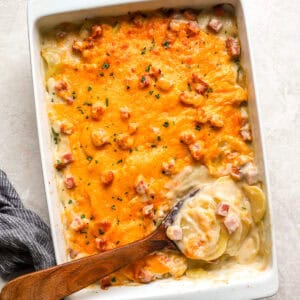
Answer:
[81, 214, 86, 219]
[163, 121, 169, 128]
[83, 102, 92, 106]
[105, 98, 109, 107]
[140, 76, 146, 83]
[162, 40, 170, 49]
[87, 156, 93, 161]
[51, 127, 60, 144]
[102, 62, 110, 69]
[151, 144, 157, 148]
[87, 86, 92, 92]
[157, 136, 161, 141]
[149, 90, 154, 95]
[111, 204, 116, 210]
[145, 64, 152, 72]
[117, 159, 123, 164]
[68, 199, 73, 205]
[99, 72, 104, 77]
[187, 83, 192, 91]
[98, 229, 105, 235]
[195, 124, 201, 131]
[155, 93, 160, 99]
[111, 277, 117, 282]
[141, 47, 146, 55]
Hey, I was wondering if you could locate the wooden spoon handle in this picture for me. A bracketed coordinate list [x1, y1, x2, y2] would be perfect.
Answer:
[0, 227, 169, 300]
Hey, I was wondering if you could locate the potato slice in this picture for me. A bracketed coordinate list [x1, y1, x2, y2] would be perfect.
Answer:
[243, 185, 266, 223]
[204, 228, 229, 261]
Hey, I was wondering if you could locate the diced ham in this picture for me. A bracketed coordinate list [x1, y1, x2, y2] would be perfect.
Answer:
[197, 108, 209, 123]
[224, 214, 240, 234]
[187, 21, 200, 35]
[230, 166, 242, 181]
[191, 74, 209, 94]
[91, 129, 109, 147]
[91, 25, 102, 38]
[134, 175, 148, 195]
[180, 130, 196, 145]
[69, 248, 79, 259]
[142, 204, 154, 218]
[210, 114, 224, 128]
[216, 203, 230, 217]
[120, 106, 131, 120]
[70, 216, 87, 231]
[55, 81, 68, 92]
[183, 9, 197, 21]
[136, 269, 155, 283]
[207, 18, 223, 33]
[91, 102, 106, 120]
[139, 74, 151, 89]
[100, 276, 111, 289]
[64, 176, 76, 189]
[132, 14, 144, 28]
[240, 123, 252, 141]
[60, 121, 74, 135]
[72, 39, 94, 52]
[189, 141, 205, 161]
[166, 225, 183, 241]
[95, 238, 108, 251]
[64, 96, 75, 105]
[226, 37, 241, 59]
[128, 122, 138, 135]
[149, 66, 162, 79]
[62, 153, 74, 165]
[240, 162, 258, 185]
[101, 171, 114, 186]
[161, 158, 176, 175]
[169, 19, 186, 32]
[55, 154, 73, 170]
[116, 133, 134, 150]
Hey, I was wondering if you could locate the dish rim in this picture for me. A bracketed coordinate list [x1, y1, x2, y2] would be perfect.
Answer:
[27, 0, 278, 299]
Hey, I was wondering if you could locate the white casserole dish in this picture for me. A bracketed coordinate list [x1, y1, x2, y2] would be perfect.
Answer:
[27, 0, 278, 299]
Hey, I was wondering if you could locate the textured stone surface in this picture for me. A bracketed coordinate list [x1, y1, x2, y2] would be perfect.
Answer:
[0, 0, 299, 299]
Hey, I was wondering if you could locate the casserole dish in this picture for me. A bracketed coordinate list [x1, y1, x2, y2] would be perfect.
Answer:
[27, 0, 278, 299]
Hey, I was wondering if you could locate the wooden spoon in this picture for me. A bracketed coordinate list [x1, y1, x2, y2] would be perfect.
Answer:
[0, 190, 198, 300]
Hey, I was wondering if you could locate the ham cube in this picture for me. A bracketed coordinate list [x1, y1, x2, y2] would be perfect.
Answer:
[216, 203, 230, 217]
[207, 18, 223, 33]
[224, 214, 240, 234]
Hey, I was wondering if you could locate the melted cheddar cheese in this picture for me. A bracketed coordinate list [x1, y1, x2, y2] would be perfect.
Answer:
[41, 5, 267, 288]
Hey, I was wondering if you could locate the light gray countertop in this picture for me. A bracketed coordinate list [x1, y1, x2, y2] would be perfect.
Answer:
[0, 0, 299, 299]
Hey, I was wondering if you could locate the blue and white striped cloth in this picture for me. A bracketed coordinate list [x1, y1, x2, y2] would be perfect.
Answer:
[0, 170, 55, 280]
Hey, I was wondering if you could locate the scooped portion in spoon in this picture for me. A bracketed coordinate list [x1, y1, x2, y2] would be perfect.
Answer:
[165, 167, 266, 263]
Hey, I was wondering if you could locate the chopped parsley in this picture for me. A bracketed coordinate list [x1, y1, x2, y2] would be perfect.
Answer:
[141, 47, 146, 55]
[155, 93, 160, 99]
[187, 83, 192, 91]
[98, 229, 105, 235]
[99, 72, 104, 77]
[195, 124, 201, 131]
[111, 204, 116, 210]
[51, 128, 60, 144]
[68, 199, 73, 205]
[163, 121, 169, 128]
[145, 64, 152, 72]
[81, 214, 85, 219]
[157, 136, 161, 141]
[111, 277, 116, 282]
[105, 98, 109, 107]
[87, 86, 92, 92]
[87, 156, 93, 161]
[102, 62, 110, 69]
[149, 90, 154, 95]
[117, 159, 123, 164]
[140, 76, 146, 83]
[162, 40, 170, 49]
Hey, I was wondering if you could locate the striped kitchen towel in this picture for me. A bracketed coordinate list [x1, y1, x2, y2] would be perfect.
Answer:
[0, 170, 56, 280]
